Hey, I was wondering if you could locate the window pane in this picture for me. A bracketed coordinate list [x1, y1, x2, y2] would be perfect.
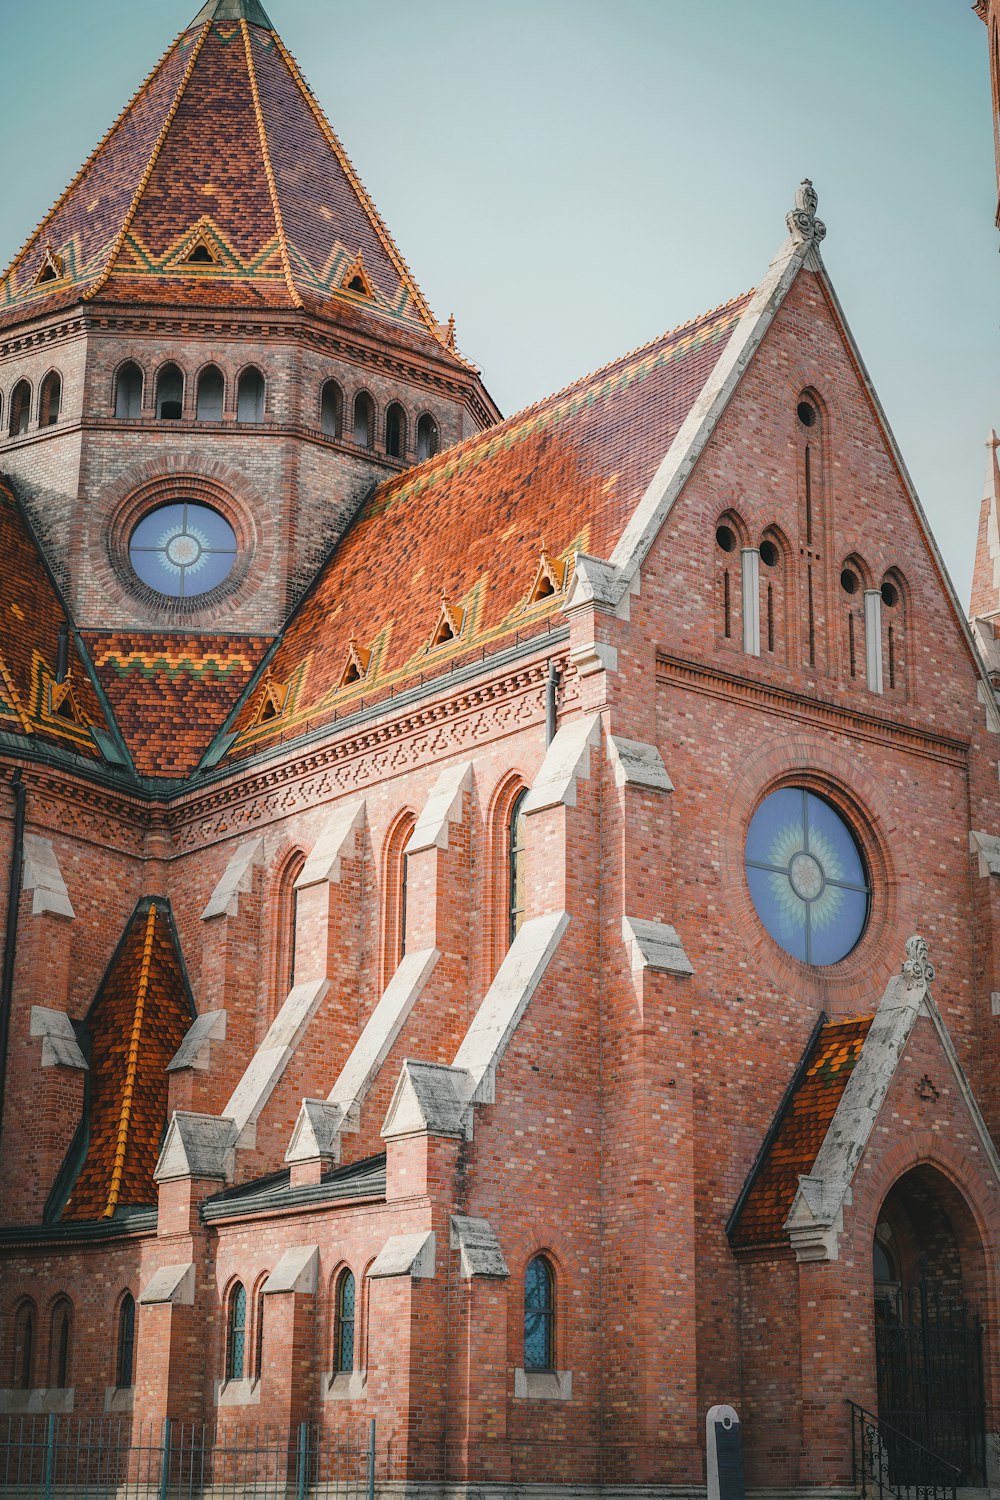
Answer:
[129, 503, 237, 599]
[524, 1310, 550, 1371]
[746, 863, 809, 963]
[804, 792, 867, 887]
[807, 884, 869, 966]
[745, 787, 803, 866]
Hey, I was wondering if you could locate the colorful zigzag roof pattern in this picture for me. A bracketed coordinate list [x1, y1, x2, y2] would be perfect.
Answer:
[729, 1015, 874, 1250]
[0, 4, 453, 354]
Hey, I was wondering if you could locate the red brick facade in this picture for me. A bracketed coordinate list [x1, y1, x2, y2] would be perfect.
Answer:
[0, 6, 998, 1496]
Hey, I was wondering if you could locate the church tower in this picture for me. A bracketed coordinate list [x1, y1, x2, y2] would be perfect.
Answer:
[0, 0, 498, 636]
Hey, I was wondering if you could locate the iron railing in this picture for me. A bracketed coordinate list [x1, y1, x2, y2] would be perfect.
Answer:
[0, 1414, 375, 1499]
[848, 1400, 961, 1500]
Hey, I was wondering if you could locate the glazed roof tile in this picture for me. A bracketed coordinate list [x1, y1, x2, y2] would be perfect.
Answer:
[0, 481, 120, 763]
[729, 1015, 874, 1250]
[84, 632, 271, 778]
[60, 899, 194, 1222]
[223, 291, 752, 760]
[0, 15, 453, 357]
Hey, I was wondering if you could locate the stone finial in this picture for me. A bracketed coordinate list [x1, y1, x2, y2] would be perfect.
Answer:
[902, 934, 934, 989]
[786, 179, 827, 246]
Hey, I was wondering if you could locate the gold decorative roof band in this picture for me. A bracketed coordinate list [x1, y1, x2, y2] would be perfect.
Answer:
[241, 19, 303, 309]
[104, 902, 157, 1218]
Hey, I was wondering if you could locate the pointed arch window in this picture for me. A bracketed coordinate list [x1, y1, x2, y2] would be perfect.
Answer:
[334, 1269, 356, 1374]
[39, 371, 62, 427]
[237, 368, 265, 424]
[196, 365, 225, 422]
[272, 852, 305, 1011]
[12, 1303, 34, 1391]
[416, 413, 439, 461]
[353, 392, 374, 449]
[320, 379, 343, 439]
[385, 402, 406, 459]
[51, 1298, 72, 1389]
[156, 364, 184, 421]
[116, 1293, 136, 1389]
[383, 813, 416, 986]
[226, 1282, 247, 1381]
[9, 380, 31, 437]
[115, 363, 143, 419]
[880, 571, 906, 693]
[524, 1256, 555, 1372]
[508, 788, 528, 947]
[253, 1282, 266, 1382]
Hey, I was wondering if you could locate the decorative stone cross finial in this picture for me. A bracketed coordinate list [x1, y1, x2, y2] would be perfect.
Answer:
[786, 179, 827, 246]
[902, 934, 935, 989]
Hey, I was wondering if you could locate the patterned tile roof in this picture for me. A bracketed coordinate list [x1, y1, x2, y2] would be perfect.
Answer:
[84, 632, 271, 778]
[223, 292, 752, 760]
[0, 15, 455, 358]
[0, 480, 120, 763]
[61, 899, 194, 1222]
[729, 1015, 873, 1250]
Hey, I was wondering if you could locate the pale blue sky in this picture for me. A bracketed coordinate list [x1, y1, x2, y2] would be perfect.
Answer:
[0, 1, 995, 603]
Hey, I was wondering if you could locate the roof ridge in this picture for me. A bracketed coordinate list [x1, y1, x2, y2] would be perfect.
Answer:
[84, 23, 213, 305]
[270, 31, 444, 344]
[0, 30, 188, 298]
[240, 18, 302, 309]
[104, 901, 158, 1219]
[376, 288, 754, 495]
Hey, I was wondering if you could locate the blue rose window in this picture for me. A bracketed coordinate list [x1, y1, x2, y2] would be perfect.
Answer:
[745, 788, 870, 965]
[129, 502, 237, 599]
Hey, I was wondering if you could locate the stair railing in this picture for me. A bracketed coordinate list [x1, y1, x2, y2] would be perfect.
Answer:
[847, 1401, 961, 1500]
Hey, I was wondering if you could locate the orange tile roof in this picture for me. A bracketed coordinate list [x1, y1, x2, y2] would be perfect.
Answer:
[84, 632, 271, 778]
[729, 1015, 874, 1250]
[0, 481, 120, 763]
[223, 292, 752, 761]
[61, 900, 194, 1222]
[0, 15, 455, 360]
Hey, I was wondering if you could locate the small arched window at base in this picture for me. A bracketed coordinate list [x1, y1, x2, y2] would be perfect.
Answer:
[226, 1282, 247, 1381]
[334, 1269, 356, 1374]
[12, 1302, 35, 1391]
[51, 1298, 72, 1389]
[524, 1256, 555, 1372]
[116, 1293, 136, 1389]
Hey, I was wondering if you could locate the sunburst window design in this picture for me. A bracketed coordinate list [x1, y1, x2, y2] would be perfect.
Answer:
[745, 788, 870, 965]
[128, 502, 237, 600]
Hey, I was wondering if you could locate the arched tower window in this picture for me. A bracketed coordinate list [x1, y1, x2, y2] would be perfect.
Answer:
[196, 365, 225, 422]
[334, 1269, 356, 1374]
[12, 1302, 35, 1390]
[758, 528, 789, 661]
[156, 364, 184, 421]
[416, 413, 439, 461]
[39, 371, 62, 427]
[796, 393, 825, 668]
[225, 1282, 247, 1381]
[116, 1293, 136, 1388]
[320, 379, 343, 438]
[237, 368, 265, 423]
[385, 402, 406, 459]
[271, 852, 305, 1017]
[115, 362, 143, 419]
[524, 1256, 555, 1372]
[9, 380, 31, 437]
[382, 812, 416, 987]
[353, 391, 374, 448]
[880, 569, 907, 694]
[508, 788, 528, 947]
[50, 1298, 72, 1389]
[714, 511, 747, 647]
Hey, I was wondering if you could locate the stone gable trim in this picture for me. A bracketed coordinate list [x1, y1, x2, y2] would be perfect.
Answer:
[656, 653, 970, 769]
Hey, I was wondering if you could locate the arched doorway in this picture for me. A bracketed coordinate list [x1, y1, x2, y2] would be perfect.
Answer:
[872, 1165, 986, 1483]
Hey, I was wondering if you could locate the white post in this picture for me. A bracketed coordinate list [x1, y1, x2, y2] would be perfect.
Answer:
[864, 590, 883, 694]
[741, 549, 760, 657]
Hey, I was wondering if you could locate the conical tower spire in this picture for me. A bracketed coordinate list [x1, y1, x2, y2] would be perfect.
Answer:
[970, 430, 1000, 619]
[189, 0, 274, 25]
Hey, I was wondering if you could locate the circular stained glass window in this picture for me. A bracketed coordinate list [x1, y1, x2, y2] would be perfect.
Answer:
[128, 502, 237, 599]
[745, 788, 871, 965]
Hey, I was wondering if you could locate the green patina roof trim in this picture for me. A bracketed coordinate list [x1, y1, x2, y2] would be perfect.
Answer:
[189, 0, 274, 27]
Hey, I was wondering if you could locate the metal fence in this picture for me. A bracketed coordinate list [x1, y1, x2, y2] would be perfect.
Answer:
[0, 1416, 375, 1500]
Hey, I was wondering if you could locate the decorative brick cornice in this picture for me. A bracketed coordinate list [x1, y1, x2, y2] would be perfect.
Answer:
[655, 653, 969, 768]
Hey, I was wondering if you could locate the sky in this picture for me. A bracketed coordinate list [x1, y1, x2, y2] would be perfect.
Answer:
[0, 0, 995, 604]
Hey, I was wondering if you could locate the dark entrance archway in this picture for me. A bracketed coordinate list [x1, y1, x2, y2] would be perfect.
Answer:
[873, 1165, 986, 1485]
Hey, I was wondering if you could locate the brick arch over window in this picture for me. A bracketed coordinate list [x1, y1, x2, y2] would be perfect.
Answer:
[758, 524, 791, 661]
[839, 552, 872, 682]
[9, 379, 31, 437]
[196, 363, 225, 423]
[880, 566, 908, 694]
[714, 508, 748, 646]
[155, 363, 184, 421]
[381, 810, 416, 989]
[48, 1295, 72, 1389]
[38, 369, 62, 427]
[114, 361, 144, 419]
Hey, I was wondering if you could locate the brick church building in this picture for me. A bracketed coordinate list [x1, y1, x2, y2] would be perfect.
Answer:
[2, 0, 1000, 1492]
